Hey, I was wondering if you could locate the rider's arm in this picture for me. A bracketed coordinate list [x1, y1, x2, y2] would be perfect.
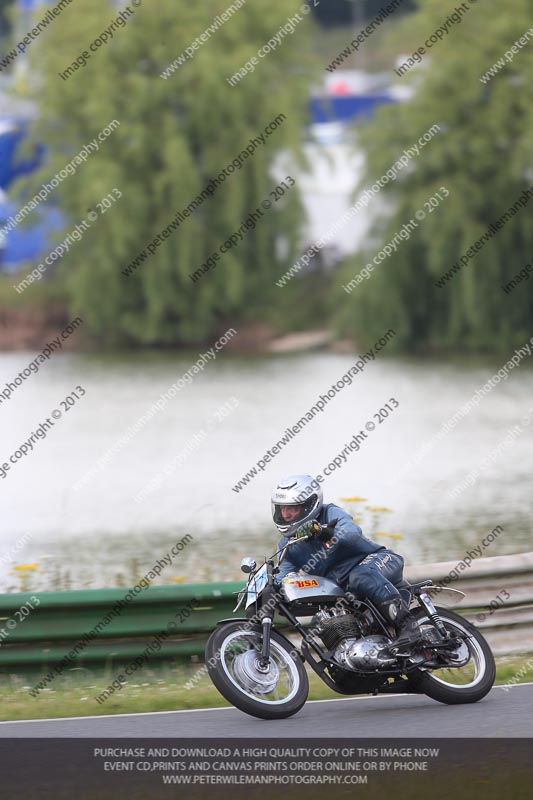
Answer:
[276, 536, 300, 580]
[321, 505, 365, 549]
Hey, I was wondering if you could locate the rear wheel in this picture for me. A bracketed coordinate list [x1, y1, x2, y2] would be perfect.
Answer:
[408, 607, 495, 704]
[205, 621, 309, 720]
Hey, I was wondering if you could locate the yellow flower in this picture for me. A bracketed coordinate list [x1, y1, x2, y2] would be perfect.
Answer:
[169, 576, 187, 584]
[339, 496, 367, 502]
[13, 563, 39, 571]
[366, 506, 392, 512]
[375, 531, 404, 539]
[352, 517, 361, 523]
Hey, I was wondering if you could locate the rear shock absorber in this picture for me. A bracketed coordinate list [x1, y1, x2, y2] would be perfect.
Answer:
[419, 592, 448, 639]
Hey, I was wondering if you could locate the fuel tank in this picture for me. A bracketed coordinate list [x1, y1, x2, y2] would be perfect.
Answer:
[281, 574, 345, 605]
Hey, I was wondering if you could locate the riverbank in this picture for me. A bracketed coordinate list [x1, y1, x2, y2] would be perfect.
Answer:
[0, 275, 341, 354]
[0, 277, 78, 350]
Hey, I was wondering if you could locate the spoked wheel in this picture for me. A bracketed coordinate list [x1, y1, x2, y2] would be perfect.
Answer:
[408, 607, 495, 704]
[205, 621, 309, 719]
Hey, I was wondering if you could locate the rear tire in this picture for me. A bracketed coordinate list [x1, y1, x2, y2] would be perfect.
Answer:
[408, 607, 495, 704]
[205, 621, 309, 720]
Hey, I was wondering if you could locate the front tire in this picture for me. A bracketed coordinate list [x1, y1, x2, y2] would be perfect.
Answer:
[205, 621, 309, 720]
[408, 607, 495, 704]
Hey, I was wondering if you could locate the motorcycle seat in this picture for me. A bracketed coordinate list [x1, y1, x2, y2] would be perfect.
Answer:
[395, 578, 433, 599]
[394, 578, 412, 604]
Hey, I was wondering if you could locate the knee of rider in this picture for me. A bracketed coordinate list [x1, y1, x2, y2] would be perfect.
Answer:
[374, 587, 400, 606]
[348, 572, 375, 596]
[346, 571, 365, 592]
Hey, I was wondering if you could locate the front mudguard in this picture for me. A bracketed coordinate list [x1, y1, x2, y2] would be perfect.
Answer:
[213, 618, 304, 660]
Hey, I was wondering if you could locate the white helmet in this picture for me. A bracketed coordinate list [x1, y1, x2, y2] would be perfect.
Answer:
[271, 474, 323, 536]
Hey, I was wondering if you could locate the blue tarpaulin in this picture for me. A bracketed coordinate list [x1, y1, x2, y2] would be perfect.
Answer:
[0, 123, 43, 190]
[0, 121, 62, 270]
[309, 93, 394, 124]
[0, 191, 64, 271]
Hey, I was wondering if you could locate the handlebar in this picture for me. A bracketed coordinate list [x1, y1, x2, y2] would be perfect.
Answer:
[290, 518, 338, 541]
[247, 519, 340, 576]
[289, 532, 312, 542]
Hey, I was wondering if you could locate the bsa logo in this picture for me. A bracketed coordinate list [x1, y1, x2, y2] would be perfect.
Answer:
[287, 578, 319, 589]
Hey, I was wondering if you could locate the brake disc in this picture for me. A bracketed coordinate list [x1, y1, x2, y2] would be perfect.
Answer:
[413, 625, 471, 667]
[232, 650, 280, 694]
[438, 638, 470, 667]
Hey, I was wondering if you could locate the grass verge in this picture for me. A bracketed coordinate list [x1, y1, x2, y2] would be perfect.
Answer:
[0, 651, 531, 722]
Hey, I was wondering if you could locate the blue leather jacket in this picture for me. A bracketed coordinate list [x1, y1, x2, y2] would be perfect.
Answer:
[276, 503, 385, 585]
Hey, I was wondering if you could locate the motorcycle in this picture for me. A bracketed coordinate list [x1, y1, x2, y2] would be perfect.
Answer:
[205, 523, 496, 719]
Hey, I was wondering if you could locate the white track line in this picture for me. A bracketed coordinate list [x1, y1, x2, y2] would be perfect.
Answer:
[0, 682, 531, 725]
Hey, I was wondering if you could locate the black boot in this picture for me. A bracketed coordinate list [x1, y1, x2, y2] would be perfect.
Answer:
[377, 596, 422, 650]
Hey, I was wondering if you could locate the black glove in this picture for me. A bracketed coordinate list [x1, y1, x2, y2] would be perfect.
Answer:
[311, 518, 338, 542]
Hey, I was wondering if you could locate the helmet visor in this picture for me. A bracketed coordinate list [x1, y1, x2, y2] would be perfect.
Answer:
[272, 495, 318, 528]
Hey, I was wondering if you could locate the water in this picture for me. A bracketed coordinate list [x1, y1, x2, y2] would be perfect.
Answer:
[1, 347, 532, 591]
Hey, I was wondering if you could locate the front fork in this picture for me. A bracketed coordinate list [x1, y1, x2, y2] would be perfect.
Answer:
[258, 616, 273, 668]
[256, 561, 276, 669]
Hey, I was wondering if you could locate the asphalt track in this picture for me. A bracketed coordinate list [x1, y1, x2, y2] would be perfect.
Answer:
[0, 682, 531, 738]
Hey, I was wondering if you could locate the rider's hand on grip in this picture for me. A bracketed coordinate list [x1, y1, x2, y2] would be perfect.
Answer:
[313, 518, 338, 542]
[293, 521, 314, 539]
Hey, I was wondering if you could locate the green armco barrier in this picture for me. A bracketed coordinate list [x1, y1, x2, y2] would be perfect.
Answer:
[1, 550, 532, 672]
[0, 582, 246, 670]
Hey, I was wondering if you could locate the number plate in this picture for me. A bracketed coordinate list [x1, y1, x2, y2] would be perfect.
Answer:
[245, 564, 268, 608]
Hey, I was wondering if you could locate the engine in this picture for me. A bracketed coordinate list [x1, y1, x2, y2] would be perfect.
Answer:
[311, 606, 397, 671]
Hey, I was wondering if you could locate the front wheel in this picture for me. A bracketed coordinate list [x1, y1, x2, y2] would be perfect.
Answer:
[408, 607, 495, 704]
[205, 621, 309, 720]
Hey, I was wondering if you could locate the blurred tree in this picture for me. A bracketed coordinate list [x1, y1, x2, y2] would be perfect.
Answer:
[312, 0, 416, 28]
[337, 0, 533, 353]
[16, 0, 315, 345]
[363, 0, 416, 18]
[0, 0, 16, 38]
[312, 0, 352, 27]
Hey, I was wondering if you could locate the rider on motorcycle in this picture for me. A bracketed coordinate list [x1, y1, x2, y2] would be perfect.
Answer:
[272, 474, 421, 648]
